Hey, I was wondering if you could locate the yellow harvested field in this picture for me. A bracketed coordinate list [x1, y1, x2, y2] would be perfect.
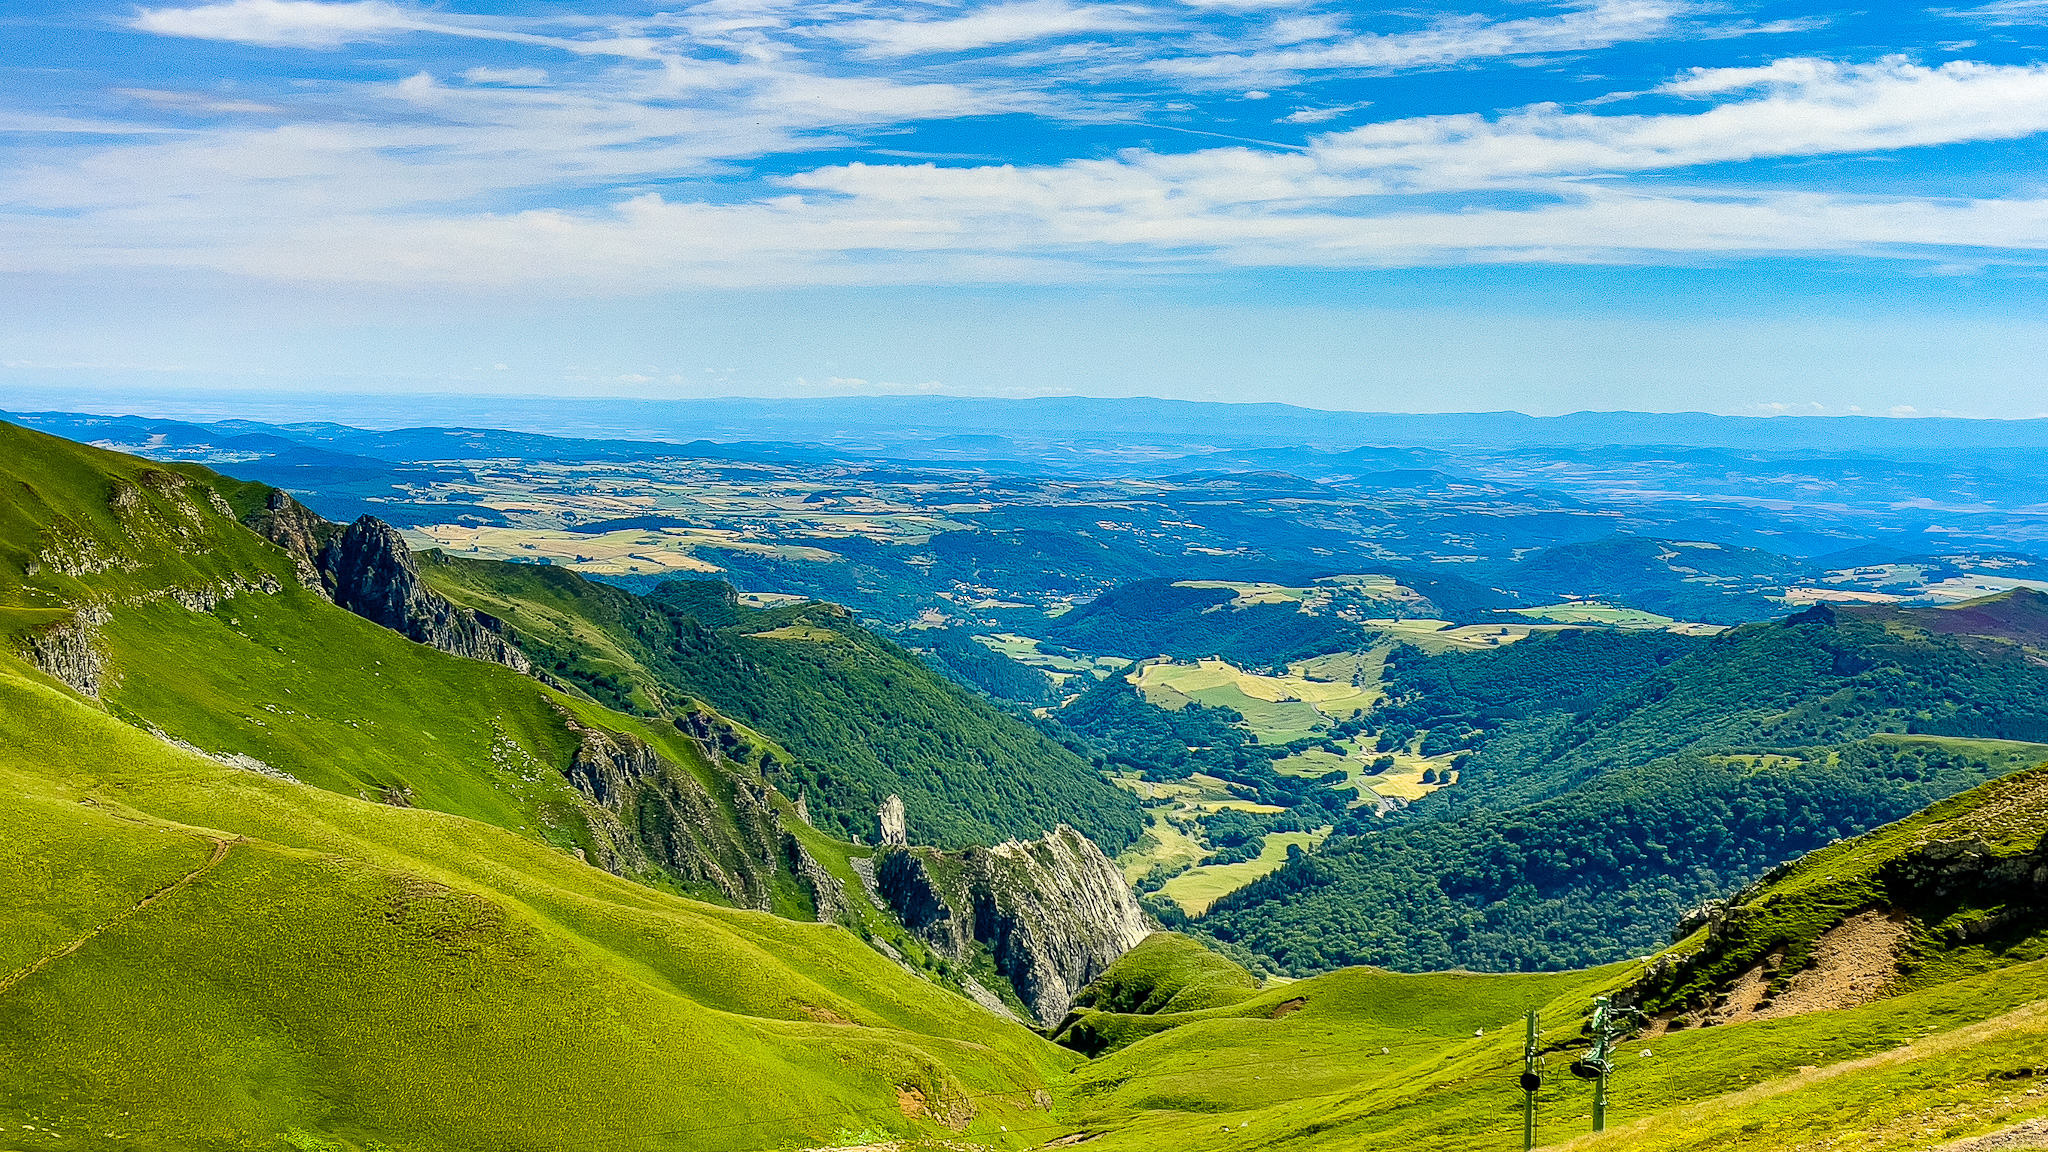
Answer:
[1364, 618, 1538, 652]
[1159, 828, 1331, 915]
[405, 524, 837, 577]
[1288, 648, 1386, 691]
[1116, 810, 1207, 884]
[1273, 742, 1462, 806]
[1172, 580, 1313, 607]
[1132, 658, 1377, 717]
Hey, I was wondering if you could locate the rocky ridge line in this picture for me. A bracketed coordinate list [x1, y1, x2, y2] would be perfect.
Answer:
[245, 491, 531, 674]
[875, 823, 1153, 1027]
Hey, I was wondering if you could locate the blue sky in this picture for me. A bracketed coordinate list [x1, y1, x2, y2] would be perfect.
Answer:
[4, 0, 2048, 417]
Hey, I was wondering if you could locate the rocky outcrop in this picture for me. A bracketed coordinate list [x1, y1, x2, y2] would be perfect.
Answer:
[874, 825, 1153, 1027]
[878, 794, 909, 846]
[244, 489, 339, 593]
[326, 517, 532, 673]
[244, 493, 530, 675]
[559, 713, 850, 922]
[18, 605, 112, 697]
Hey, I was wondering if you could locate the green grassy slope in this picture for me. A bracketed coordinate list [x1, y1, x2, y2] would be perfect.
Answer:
[414, 555, 1143, 850]
[1630, 757, 2048, 1015]
[0, 654, 1075, 1151]
[1044, 765, 2048, 1151]
[0, 421, 825, 912]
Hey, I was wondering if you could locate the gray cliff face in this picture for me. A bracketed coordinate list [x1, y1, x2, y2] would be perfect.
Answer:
[19, 605, 112, 697]
[245, 493, 530, 675]
[875, 825, 1153, 1027]
[561, 711, 850, 921]
[244, 489, 339, 593]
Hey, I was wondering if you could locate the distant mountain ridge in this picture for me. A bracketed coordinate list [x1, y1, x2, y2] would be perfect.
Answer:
[11, 396, 2048, 454]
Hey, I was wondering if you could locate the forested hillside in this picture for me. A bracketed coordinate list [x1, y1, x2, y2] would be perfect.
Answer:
[1043, 579, 1369, 665]
[419, 556, 1143, 850]
[1196, 600, 2048, 973]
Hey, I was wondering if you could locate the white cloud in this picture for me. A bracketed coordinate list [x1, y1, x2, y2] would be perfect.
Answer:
[132, 0, 666, 57]
[1940, 0, 2048, 26]
[830, 0, 1156, 57]
[1304, 57, 2048, 192]
[1278, 100, 1369, 123]
[1141, 0, 1697, 86]
[133, 0, 420, 48]
[114, 89, 284, 114]
[10, 51, 2048, 288]
[25, 0, 2048, 292]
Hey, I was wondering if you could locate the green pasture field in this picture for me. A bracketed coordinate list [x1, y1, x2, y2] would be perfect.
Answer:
[975, 633, 1125, 687]
[1053, 946, 2048, 1152]
[1158, 829, 1330, 915]
[1131, 659, 1371, 744]
[1512, 601, 1679, 627]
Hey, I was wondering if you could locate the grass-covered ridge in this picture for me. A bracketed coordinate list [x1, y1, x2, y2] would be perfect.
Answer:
[1627, 753, 2048, 1018]
[1040, 760, 2048, 1151]
[0, 420, 835, 914]
[413, 553, 1143, 850]
[0, 655, 1073, 1151]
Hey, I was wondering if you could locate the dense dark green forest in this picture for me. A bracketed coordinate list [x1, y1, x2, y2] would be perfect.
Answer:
[644, 587, 1142, 849]
[1201, 739, 2029, 973]
[1043, 579, 1366, 667]
[421, 559, 1143, 850]
[906, 626, 1057, 704]
[1191, 599, 2048, 973]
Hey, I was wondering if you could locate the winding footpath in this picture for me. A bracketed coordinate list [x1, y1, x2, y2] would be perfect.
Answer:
[0, 833, 234, 997]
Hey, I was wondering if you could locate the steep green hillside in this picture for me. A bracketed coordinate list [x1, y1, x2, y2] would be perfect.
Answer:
[1626, 758, 2048, 1018]
[0, 655, 1072, 1151]
[1046, 949, 2048, 1152]
[414, 554, 1142, 850]
[0, 421, 830, 914]
[1195, 602, 2048, 974]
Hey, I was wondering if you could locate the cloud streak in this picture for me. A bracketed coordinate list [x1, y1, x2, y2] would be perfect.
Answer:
[8, 50, 2048, 287]
[0, 1, 2035, 289]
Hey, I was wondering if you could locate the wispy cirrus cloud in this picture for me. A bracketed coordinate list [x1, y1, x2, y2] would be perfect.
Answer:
[829, 0, 1158, 57]
[8, 51, 2048, 288]
[0, 0, 2026, 291]
[133, 0, 667, 57]
[132, 0, 417, 48]
[1939, 0, 2048, 26]
[1136, 0, 1698, 85]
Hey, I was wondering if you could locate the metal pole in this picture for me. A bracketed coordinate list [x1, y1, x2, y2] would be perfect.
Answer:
[1590, 996, 1611, 1133]
[1523, 1010, 1538, 1151]
[1594, 1066, 1607, 1133]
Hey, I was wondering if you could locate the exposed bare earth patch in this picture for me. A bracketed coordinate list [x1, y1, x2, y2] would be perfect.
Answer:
[1935, 1117, 2048, 1150]
[1768, 909, 1911, 1016]
[796, 1003, 856, 1025]
[1271, 996, 1308, 1019]
[1672, 909, 1910, 1031]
